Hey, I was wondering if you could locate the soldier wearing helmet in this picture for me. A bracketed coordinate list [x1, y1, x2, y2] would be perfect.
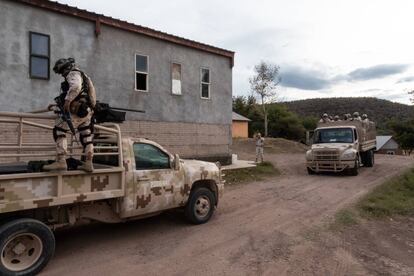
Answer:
[353, 111, 361, 121]
[342, 113, 350, 121]
[43, 58, 97, 172]
[319, 113, 331, 123]
[362, 114, 368, 120]
[333, 115, 341, 121]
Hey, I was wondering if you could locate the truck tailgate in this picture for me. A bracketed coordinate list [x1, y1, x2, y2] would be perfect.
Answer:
[0, 168, 124, 213]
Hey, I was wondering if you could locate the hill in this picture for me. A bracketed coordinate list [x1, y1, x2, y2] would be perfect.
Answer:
[283, 97, 414, 133]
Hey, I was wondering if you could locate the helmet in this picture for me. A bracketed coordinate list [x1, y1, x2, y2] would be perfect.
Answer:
[362, 114, 368, 119]
[53, 57, 75, 74]
[353, 112, 360, 117]
[334, 115, 340, 121]
[322, 113, 328, 118]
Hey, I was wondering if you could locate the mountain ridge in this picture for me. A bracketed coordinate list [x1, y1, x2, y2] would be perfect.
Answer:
[282, 97, 414, 133]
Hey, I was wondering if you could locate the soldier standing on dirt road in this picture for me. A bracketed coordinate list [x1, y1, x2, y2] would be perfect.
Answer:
[255, 133, 264, 163]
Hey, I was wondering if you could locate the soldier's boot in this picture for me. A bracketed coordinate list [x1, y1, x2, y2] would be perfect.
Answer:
[79, 159, 94, 173]
[43, 157, 67, 171]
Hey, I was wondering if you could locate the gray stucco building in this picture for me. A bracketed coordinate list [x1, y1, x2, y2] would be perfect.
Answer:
[0, 0, 234, 163]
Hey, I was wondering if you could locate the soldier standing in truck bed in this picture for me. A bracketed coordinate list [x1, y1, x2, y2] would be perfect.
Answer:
[319, 113, 331, 123]
[43, 58, 97, 172]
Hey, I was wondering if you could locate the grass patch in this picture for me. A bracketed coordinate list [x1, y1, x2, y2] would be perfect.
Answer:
[330, 209, 358, 230]
[223, 161, 280, 185]
[358, 168, 414, 218]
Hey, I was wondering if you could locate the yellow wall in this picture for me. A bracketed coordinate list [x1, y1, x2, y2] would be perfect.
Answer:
[232, 121, 248, 138]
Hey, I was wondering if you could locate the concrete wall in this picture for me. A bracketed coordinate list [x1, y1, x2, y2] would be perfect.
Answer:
[376, 149, 403, 155]
[0, 0, 233, 162]
[376, 139, 403, 155]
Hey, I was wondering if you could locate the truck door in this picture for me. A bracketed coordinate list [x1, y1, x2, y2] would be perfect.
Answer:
[132, 143, 180, 215]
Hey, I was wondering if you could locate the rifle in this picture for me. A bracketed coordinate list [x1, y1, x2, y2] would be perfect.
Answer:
[93, 101, 145, 124]
[54, 94, 79, 144]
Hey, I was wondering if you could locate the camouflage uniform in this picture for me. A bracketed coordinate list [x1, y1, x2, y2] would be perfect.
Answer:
[255, 134, 264, 163]
[319, 113, 331, 123]
[45, 69, 96, 172]
[352, 112, 361, 121]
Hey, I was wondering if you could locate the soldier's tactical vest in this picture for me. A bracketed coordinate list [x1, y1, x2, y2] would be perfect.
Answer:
[61, 69, 97, 117]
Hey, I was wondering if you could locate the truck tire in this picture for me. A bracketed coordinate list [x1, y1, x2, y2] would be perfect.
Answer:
[360, 151, 367, 166]
[364, 150, 374, 167]
[349, 158, 359, 176]
[185, 187, 215, 225]
[0, 218, 55, 276]
[307, 167, 315, 175]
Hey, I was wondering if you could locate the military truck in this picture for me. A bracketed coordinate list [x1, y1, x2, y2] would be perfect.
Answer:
[0, 111, 224, 276]
[306, 118, 376, 175]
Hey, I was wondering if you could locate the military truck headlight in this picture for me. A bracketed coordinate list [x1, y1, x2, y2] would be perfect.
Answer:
[306, 150, 313, 161]
[342, 150, 356, 160]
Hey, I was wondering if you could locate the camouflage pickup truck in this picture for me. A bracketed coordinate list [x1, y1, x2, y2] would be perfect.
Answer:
[0, 111, 223, 276]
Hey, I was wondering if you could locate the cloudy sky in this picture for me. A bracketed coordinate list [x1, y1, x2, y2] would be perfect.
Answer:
[59, 0, 414, 104]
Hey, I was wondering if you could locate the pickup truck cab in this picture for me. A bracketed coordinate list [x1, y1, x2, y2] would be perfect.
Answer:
[0, 111, 223, 276]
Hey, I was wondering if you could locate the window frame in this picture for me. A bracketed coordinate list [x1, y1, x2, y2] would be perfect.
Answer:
[171, 61, 182, 96]
[133, 142, 171, 171]
[29, 31, 50, 80]
[200, 67, 211, 100]
[134, 53, 149, 92]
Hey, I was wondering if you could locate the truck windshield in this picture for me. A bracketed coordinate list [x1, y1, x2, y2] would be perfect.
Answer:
[314, 128, 354, 144]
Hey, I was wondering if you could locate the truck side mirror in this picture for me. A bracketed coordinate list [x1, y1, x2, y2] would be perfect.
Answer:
[173, 154, 180, 170]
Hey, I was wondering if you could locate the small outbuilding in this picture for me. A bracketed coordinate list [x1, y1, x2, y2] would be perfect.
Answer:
[376, 136, 402, 155]
[232, 112, 251, 138]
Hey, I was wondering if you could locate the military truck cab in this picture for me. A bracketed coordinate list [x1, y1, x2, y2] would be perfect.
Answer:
[306, 119, 376, 175]
[0, 111, 223, 276]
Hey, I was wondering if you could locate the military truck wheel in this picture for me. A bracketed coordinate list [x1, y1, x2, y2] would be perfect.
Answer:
[0, 218, 55, 276]
[307, 167, 315, 175]
[364, 150, 374, 167]
[349, 158, 359, 176]
[185, 187, 215, 225]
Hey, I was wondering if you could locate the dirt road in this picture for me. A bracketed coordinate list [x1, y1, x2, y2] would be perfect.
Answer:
[41, 153, 414, 276]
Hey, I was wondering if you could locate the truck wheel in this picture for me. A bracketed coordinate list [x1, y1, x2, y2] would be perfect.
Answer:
[360, 152, 367, 166]
[0, 218, 55, 276]
[185, 187, 215, 225]
[349, 158, 359, 176]
[364, 150, 374, 167]
[307, 167, 315, 175]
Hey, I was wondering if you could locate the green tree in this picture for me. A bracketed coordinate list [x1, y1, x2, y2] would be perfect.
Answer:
[267, 104, 305, 140]
[302, 116, 318, 131]
[232, 96, 247, 116]
[249, 61, 281, 137]
[390, 120, 414, 155]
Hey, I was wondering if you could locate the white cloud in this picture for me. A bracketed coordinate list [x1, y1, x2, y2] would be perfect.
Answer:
[58, 0, 414, 104]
